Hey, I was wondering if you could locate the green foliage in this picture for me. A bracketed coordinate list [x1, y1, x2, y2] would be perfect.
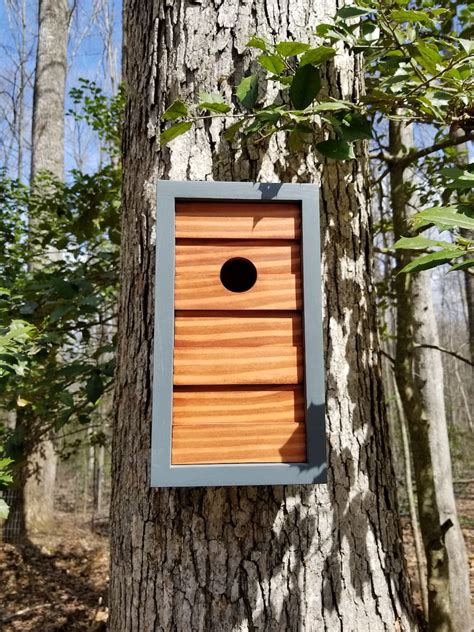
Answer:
[289, 65, 321, 109]
[197, 93, 231, 114]
[163, 99, 188, 120]
[0, 320, 37, 381]
[413, 205, 474, 231]
[158, 0, 474, 281]
[235, 75, 259, 110]
[315, 139, 355, 160]
[395, 163, 474, 273]
[159, 0, 474, 167]
[69, 79, 124, 156]
[160, 121, 193, 146]
[0, 442, 14, 518]
[398, 247, 466, 273]
[0, 82, 122, 480]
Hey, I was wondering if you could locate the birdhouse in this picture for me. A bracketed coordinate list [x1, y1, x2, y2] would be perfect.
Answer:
[151, 181, 326, 487]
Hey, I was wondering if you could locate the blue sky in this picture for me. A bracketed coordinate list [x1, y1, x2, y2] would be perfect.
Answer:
[0, 0, 121, 180]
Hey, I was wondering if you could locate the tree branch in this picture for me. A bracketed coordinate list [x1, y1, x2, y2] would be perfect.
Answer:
[399, 132, 474, 166]
[413, 343, 473, 366]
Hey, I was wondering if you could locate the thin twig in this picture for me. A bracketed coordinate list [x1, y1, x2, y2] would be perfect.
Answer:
[1, 604, 52, 623]
[413, 343, 473, 366]
[403, 54, 472, 99]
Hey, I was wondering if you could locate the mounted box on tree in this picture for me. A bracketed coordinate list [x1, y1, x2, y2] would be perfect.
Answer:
[151, 181, 326, 487]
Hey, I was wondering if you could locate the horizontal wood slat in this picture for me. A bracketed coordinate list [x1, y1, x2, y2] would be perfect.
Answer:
[171, 422, 306, 464]
[175, 243, 300, 274]
[175, 244, 301, 310]
[175, 202, 301, 239]
[175, 276, 301, 310]
[173, 386, 305, 425]
[174, 313, 303, 347]
[173, 346, 303, 385]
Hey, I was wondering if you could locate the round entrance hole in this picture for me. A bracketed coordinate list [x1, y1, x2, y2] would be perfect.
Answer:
[220, 257, 257, 293]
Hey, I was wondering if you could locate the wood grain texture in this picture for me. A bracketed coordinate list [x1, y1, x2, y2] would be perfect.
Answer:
[174, 313, 303, 347]
[175, 276, 301, 310]
[175, 242, 300, 274]
[173, 346, 303, 385]
[175, 202, 301, 239]
[171, 421, 306, 464]
[173, 386, 305, 425]
[175, 243, 301, 310]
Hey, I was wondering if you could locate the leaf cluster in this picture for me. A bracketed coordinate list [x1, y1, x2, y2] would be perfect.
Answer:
[394, 165, 474, 273]
[0, 83, 123, 472]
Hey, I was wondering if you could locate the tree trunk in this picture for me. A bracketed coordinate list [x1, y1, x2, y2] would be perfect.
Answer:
[463, 245, 474, 364]
[391, 368, 428, 618]
[390, 120, 472, 632]
[30, 0, 68, 181]
[16, 0, 69, 538]
[109, 2, 417, 630]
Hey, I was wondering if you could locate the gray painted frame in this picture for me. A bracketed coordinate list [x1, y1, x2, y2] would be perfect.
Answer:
[151, 181, 326, 487]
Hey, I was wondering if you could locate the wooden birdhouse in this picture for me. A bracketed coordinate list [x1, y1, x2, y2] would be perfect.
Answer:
[151, 181, 326, 487]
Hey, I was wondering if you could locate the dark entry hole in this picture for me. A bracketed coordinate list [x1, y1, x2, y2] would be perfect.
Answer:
[220, 257, 257, 293]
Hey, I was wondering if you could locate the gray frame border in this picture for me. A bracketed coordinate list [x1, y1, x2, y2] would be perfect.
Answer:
[151, 181, 326, 487]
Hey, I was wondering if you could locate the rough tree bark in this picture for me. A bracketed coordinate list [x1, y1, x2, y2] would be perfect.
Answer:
[390, 120, 472, 632]
[109, 2, 417, 630]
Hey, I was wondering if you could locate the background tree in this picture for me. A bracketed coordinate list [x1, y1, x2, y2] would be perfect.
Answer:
[1, 80, 122, 540]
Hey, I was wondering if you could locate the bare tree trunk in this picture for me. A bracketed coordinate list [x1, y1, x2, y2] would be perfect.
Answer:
[456, 145, 474, 424]
[393, 374, 428, 618]
[464, 256, 474, 364]
[16, 0, 27, 181]
[23, 0, 69, 535]
[93, 445, 105, 517]
[109, 2, 417, 630]
[390, 120, 471, 632]
[30, 0, 68, 180]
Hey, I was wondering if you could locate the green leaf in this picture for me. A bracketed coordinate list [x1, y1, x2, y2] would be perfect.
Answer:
[0, 499, 9, 520]
[413, 206, 474, 231]
[255, 106, 284, 124]
[390, 9, 433, 24]
[360, 22, 380, 42]
[337, 5, 374, 19]
[258, 54, 285, 75]
[223, 120, 244, 142]
[442, 167, 474, 190]
[315, 23, 347, 41]
[236, 75, 259, 109]
[289, 65, 321, 109]
[246, 36, 267, 51]
[162, 99, 188, 121]
[50, 304, 73, 322]
[316, 139, 355, 160]
[59, 391, 74, 407]
[86, 373, 104, 404]
[400, 249, 464, 274]
[394, 236, 453, 250]
[275, 41, 310, 57]
[312, 101, 351, 112]
[339, 112, 372, 141]
[459, 39, 474, 54]
[300, 46, 336, 67]
[450, 258, 474, 271]
[288, 124, 314, 152]
[198, 92, 231, 114]
[160, 121, 193, 146]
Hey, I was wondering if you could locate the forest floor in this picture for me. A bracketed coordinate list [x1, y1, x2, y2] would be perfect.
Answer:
[0, 486, 473, 631]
